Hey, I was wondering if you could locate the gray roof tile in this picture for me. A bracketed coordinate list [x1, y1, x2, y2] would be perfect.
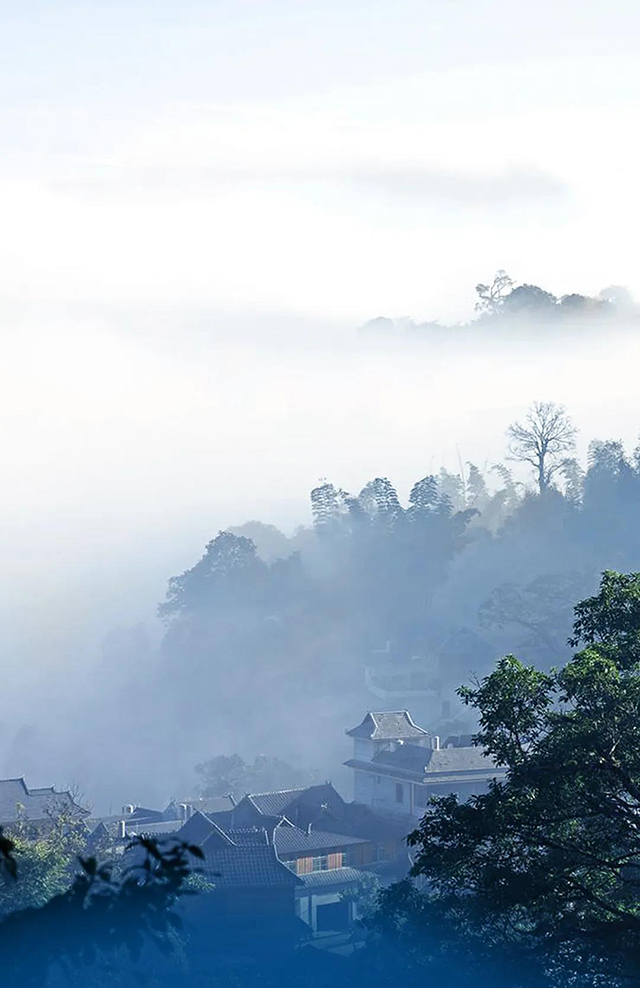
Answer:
[274, 827, 367, 857]
[346, 711, 429, 741]
[247, 789, 307, 816]
[177, 810, 234, 849]
[373, 742, 500, 775]
[345, 741, 505, 783]
[203, 845, 302, 888]
[297, 867, 368, 889]
[0, 778, 87, 826]
[125, 820, 181, 837]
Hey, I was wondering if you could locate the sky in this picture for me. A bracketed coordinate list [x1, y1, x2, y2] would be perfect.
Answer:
[3, 0, 640, 796]
[1, 0, 640, 322]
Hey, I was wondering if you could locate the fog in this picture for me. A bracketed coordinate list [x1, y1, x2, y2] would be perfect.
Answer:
[2, 0, 640, 813]
[2, 303, 639, 811]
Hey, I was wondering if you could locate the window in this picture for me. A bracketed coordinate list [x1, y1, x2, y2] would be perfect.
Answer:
[395, 783, 404, 803]
[371, 843, 389, 863]
[312, 856, 329, 872]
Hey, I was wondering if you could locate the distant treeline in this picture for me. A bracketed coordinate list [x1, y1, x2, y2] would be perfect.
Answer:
[153, 404, 640, 760]
[360, 272, 638, 335]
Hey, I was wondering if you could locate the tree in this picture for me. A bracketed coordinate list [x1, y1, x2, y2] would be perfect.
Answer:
[478, 572, 586, 664]
[407, 475, 440, 516]
[159, 531, 266, 618]
[475, 270, 514, 314]
[310, 481, 347, 532]
[559, 293, 610, 316]
[395, 571, 640, 986]
[500, 284, 558, 316]
[599, 285, 636, 313]
[465, 462, 487, 509]
[358, 478, 403, 526]
[438, 468, 466, 512]
[559, 456, 585, 504]
[194, 752, 316, 798]
[0, 811, 87, 920]
[0, 832, 202, 987]
[507, 401, 577, 493]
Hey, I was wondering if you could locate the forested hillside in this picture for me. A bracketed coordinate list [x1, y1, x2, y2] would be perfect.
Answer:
[140, 402, 640, 790]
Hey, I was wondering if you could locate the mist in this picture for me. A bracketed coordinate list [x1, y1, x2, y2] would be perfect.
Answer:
[1, 300, 638, 811]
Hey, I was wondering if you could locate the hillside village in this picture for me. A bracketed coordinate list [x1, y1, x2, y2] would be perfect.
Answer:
[0, 711, 504, 948]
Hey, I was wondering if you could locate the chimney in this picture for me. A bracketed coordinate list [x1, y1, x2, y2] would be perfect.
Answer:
[122, 804, 135, 815]
[432, 736, 440, 750]
[178, 803, 188, 823]
[118, 820, 126, 840]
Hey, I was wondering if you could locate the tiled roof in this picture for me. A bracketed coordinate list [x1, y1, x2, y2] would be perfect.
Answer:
[346, 711, 429, 741]
[207, 809, 235, 829]
[0, 778, 88, 826]
[127, 806, 165, 822]
[246, 789, 307, 816]
[226, 828, 269, 847]
[274, 826, 367, 857]
[187, 795, 236, 814]
[376, 742, 499, 775]
[234, 784, 344, 828]
[86, 820, 123, 840]
[297, 867, 367, 890]
[125, 820, 181, 837]
[177, 810, 234, 849]
[86, 822, 110, 843]
[203, 845, 302, 888]
[425, 746, 500, 775]
[346, 741, 505, 783]
[323, 802, 414, 841]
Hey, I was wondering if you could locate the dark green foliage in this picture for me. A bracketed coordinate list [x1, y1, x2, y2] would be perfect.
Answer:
[0, 814, 88, 919]
[374, 572, 640, 986]
[569, 570, 640, 667]
[0, 835, 202, 987]
[0, 828, 17, 882]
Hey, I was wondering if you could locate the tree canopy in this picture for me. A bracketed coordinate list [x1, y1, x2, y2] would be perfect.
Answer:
[371, 572, 640, 986]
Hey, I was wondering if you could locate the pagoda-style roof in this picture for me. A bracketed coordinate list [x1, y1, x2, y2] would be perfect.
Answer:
[346, 711, 430, 741]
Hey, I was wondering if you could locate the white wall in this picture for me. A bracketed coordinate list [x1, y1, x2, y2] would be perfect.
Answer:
[353, 738, 374, 761]
[354, 769, 375, 805]
[356, 771, 415, 815]
[353, 766, 503, 816]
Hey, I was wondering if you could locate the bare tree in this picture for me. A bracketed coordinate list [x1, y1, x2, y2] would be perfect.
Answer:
[506, 401, 577, 494]
[475, 270, 514, 314]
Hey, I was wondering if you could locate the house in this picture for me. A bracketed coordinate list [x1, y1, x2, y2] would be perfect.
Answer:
[175, 810, 304, 944]
[220, 783, 344, 830]
[178, 810, 372, 935]
[85, 795, 237, 845]
[0, 778, 88, 829]
[345, 711, 507, 816]
[178, 780, 413, 936]
[271, 822, 375, 933]
[212, 782, 410, 876]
